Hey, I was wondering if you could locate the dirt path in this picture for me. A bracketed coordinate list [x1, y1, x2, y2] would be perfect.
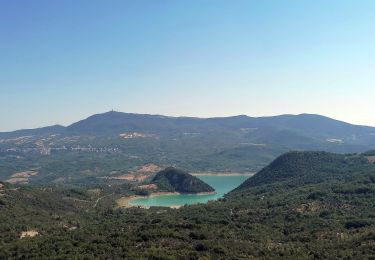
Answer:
[70, 198, 91, 203]
[93, 193, 114, 208]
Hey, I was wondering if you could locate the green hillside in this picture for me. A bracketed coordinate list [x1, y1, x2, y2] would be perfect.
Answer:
[234, 151, 371, 189]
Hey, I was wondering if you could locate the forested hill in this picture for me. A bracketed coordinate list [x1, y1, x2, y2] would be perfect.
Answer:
[151, 167, 215, 193]
[233, 151, 373, 192]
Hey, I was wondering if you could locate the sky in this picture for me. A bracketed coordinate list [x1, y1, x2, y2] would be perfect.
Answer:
[1, 0, 375, 131]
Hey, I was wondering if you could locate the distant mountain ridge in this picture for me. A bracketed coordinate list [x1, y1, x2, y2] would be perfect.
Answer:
[2, 111, 375, 185]
[0, 125, 65, 139]
[1, 111, 374, 140]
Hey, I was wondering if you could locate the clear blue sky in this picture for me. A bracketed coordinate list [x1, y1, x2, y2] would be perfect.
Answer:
[1, 0, 375, 131]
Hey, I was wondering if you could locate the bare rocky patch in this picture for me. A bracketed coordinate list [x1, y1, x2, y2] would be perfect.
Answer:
[295, 202, 327, 214]
[138, 184, 157, 190]
[137, 164, 162, 174]
[20, 230, 39, 239]
[119, 132, 155, 139]
[6, 171, 38, 184]
[365, 155, 375, 163]
[99, 164, 162, 183]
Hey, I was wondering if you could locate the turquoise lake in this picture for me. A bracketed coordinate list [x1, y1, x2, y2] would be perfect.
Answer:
[130, 175, 250, 207]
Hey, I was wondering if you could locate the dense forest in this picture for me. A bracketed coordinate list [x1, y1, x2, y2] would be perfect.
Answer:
[0, 151, 374, 259]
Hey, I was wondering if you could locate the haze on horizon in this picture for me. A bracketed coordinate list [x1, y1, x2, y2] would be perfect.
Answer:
[1, 1, 375, 131]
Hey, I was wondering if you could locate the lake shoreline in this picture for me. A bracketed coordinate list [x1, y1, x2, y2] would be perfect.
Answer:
[117, 174, 249, 209]
[117, 191, 217, 209]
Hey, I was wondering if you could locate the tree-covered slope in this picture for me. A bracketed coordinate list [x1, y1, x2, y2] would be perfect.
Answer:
[151, 167, 215, 193]
[233, 151, 372, 191]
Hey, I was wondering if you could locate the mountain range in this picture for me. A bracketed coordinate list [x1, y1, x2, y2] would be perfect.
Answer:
[2, 111, 375, 146]
[1, 111, 375, 185]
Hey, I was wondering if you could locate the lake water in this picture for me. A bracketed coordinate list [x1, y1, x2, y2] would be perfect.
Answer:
[130, 175, 250, 207]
